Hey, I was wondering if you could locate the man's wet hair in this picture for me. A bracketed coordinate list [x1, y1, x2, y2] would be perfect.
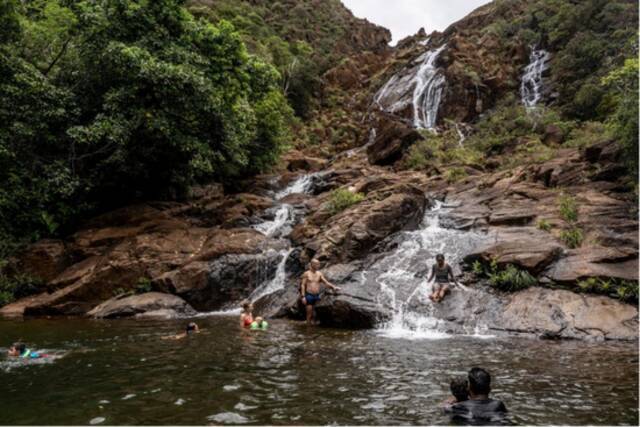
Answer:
[241, 300, 251, 311]
[436, 253, 445, 261]
[185, 322, 197, 333]
[450, 377, 469, 402]
[11, 342, 26, 354]
[468, 367, 492, 395]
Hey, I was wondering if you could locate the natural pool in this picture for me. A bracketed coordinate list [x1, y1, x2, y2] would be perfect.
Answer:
[0, 316, 637, 425]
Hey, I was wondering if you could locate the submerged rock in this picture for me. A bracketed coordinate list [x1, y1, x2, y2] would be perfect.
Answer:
[87, 292, 196, 319]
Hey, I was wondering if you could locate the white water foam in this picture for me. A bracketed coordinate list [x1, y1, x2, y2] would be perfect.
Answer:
[249, 248, 293, 302]
[412, 45, 447, 130]
[364, 201, 490, 340]
[521, 47, 550, 108]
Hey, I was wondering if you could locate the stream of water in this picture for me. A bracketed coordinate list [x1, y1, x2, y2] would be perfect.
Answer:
[0, 317, 637, 425]
[521, 47, 550, 108]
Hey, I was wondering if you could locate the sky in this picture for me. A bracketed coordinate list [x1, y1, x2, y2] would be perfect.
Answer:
[341, 0, 492, 45]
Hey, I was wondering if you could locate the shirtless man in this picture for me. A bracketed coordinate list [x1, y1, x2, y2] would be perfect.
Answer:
[300, 259, 341, 324]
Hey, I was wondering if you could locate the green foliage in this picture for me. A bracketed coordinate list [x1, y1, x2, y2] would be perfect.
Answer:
[327, 188, 365, 215]
[560, 227, 584, 249]
[0, 268, 43, 308]
[0, 0, 293, 256]
[558, 195, 578, 223]
[564, 121, 612, 148]
[135, 277, 153, 294]
[602, 57, 639, 176]
[536, 218, 552, 232]
[577, 277, 638, 303]
[472, 258, 537, 292]
[445, 167, 468, 183]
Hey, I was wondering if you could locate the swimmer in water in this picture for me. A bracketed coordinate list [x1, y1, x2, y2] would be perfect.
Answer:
[442, 377, 469, 408]
[161, 322, 200, 340]
[239, 300, 254, 328]
[7, 342, 42, 359]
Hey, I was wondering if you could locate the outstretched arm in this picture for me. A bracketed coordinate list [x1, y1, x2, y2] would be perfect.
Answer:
[427, 265, 435, 282]
[320, 273, 340, 291]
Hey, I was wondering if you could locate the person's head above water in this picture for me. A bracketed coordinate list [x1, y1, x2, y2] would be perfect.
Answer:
[8, 342, 26, 357]
[468, 367, 492, 398]
[241, 300, 253, 313]
[185, 322, 199, 334]
[310, 258, 320, 271]
[450, 377, 469, 402]
[436, 253, 445, 266]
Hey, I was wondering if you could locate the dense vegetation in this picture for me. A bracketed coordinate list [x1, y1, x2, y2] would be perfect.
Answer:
[0, 0, 293, 256]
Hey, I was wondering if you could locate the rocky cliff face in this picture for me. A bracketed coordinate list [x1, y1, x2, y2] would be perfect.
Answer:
[2, 0, 637, 341]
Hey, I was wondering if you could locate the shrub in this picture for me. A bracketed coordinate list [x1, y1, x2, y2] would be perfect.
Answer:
[0, 272, 43, 308]
[445, 167, 468, 183]
[135, 277, 153, 294]
[472, 258, 537, 292]
[488, 264, 537, 292]
[577, 277, 638, 302]
[327, 188, 365, 215]
[537, 218, 552, 231]
[558, 195, 578, 223]
[560, 227, 584, 248]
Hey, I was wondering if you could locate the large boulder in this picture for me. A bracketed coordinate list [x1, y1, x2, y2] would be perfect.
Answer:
[543, 247, 639, 284]
[87, 292, 197, 319]
[464, 227, 563, 273]
[367, 116, 424, 165]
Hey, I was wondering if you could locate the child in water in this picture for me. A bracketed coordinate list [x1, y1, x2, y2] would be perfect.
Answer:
[249, 316, 269, 330]
[7, 342, 42, 359]
[161, 322, 200, 340]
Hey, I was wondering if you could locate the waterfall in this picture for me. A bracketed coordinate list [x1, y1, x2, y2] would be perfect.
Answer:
[521, 47, 550, 108]
[361, 201, 488, 339]
[412, 45, 446, 130]
[373, 45, 446, 131]
[248, 174, 316, 302]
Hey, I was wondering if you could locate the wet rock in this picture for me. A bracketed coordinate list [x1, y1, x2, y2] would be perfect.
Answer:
[366, 116, 424, 165]
[87, 292, 197, 319]
[543, 247, 639, 284]
[282, 150, 328, 172]
[5, 239, 71, 283]
[464, 227, 563, 273]
[498, 287, 638, 341]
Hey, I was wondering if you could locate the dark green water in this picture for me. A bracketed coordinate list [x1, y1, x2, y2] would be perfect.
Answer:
[0, 316, 637, 425]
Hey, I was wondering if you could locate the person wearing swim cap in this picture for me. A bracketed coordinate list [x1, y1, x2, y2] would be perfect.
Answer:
[7, 342, 41, 359]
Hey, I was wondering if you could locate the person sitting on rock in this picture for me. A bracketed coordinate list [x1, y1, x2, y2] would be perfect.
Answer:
[448, 367, 508, 423]
[161, 322, 200, 340]
[239, 301, 254, 328]
[442, 377, 469, 408]
[7, 342, 42, 359]
[300, 259, 341, 325]
[427, 253, 455, 303]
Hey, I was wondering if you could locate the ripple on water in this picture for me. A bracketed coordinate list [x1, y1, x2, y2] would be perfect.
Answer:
[89, 417, 105, 425]
[207, 412, 250, 424]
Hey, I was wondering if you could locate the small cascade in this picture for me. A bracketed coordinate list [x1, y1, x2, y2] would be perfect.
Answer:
[360, 201, 487, 339]
[249, 248, 293, 301]
[521, 47, 550, 108]
[412, 45, 446, 130]
[248, 174, 316, 302]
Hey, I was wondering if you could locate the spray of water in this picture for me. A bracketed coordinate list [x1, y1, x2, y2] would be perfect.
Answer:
[412, 45, 446, 130]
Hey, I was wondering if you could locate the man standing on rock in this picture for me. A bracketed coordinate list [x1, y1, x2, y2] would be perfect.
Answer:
[300, 259, 341, 325]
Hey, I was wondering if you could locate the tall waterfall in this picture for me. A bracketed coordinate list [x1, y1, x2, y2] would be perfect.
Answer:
[360, 201, 488, 339]
[521, 47, 550, 108]
[373, 45, 447, 131]
[412, 45, 446, 129]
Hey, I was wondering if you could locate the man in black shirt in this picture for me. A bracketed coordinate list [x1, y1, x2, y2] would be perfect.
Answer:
[448, 367, 508, 424]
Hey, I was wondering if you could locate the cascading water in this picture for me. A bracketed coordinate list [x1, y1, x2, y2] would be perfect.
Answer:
[359, 201, 488, 339]
[412, 45, 446, 129]
[521, 47, 550, 108]
[373, 45, 446, 131]
[248, 174, 316, 302]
